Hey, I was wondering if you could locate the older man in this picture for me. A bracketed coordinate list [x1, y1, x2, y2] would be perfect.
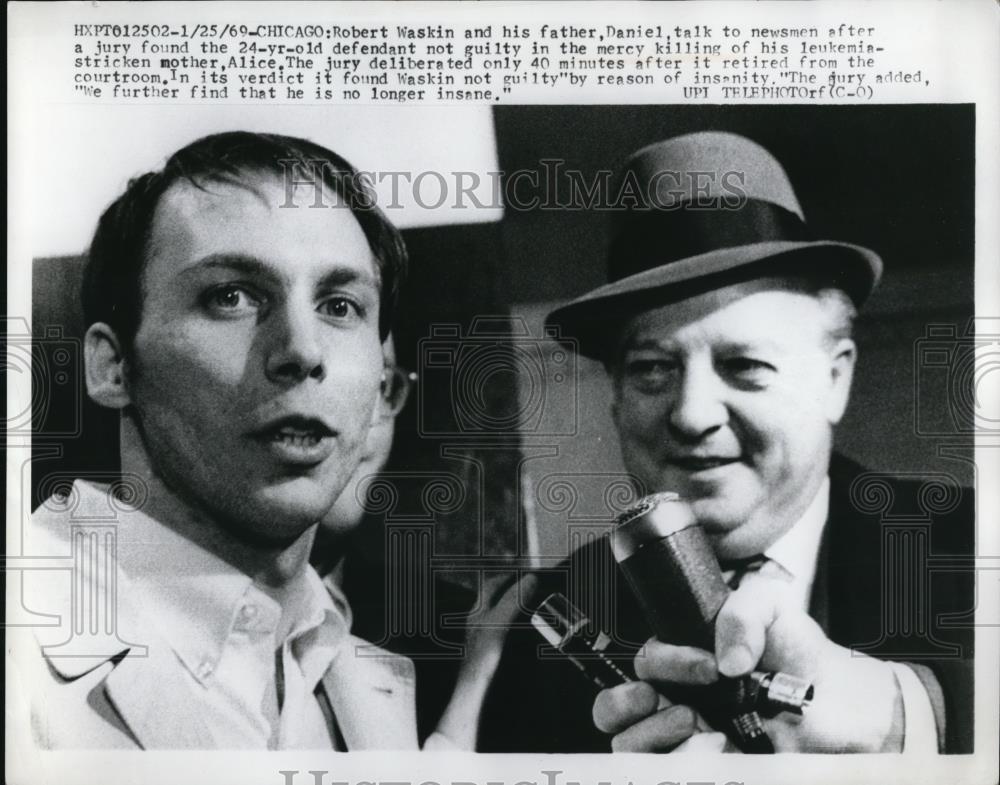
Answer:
[477, 132, 974, 753]
[13, 132, 420, 749]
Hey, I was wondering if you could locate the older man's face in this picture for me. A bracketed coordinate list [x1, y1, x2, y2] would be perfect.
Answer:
[611, 279, 855, 559]
[123, 173, 384, 544]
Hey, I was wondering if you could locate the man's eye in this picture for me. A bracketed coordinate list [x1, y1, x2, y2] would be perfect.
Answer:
[720, 357, 775, 382]
[725, 357, 771, 371]
[203, 285, 262, 315]
[318, 296, 361, 320]
[623, 359, 677, 392]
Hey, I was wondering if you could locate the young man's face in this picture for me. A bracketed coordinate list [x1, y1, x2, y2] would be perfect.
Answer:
[123, 173, 384, 544]
[319, 337, 399, 537]
[611, 279, 855, 559]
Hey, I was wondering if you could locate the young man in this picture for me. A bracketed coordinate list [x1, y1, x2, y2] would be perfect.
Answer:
[477, 132, 974, 754]
[15, 132, 419, 749]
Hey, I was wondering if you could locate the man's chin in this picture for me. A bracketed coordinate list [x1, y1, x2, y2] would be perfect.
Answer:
[705, 528, 761, 561]
[239, 479, 342, 535]
[685, 499, 768, 559]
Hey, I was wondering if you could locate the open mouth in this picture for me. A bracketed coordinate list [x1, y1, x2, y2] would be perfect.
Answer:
[251, 416, 336, 464]
[266, 428, 326, 446]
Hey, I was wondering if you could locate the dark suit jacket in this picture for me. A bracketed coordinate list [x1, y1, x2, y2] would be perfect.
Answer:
[477, 455, 975, 753]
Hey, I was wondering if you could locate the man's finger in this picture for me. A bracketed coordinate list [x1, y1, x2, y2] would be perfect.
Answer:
[670, 731, 730, 754]
[633, 638, 718, 685]
[610, 705, 700, 752]
[592, 681, 663, 734]
[714, 583, 784, 677]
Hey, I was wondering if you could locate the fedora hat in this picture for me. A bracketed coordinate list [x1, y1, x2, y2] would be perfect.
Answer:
[545, 131, 882, 359]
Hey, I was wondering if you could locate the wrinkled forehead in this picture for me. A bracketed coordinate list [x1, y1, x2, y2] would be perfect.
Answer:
[616, 277, 829, 354]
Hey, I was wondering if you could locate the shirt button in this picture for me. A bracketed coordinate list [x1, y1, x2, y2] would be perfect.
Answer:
[197, 659, 215, 679]
[234, 603, 260, 631]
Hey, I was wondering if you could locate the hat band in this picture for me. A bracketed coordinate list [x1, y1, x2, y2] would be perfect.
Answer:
[608, 198, 811, 282]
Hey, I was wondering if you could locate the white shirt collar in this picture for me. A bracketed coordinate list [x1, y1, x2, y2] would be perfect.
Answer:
[761, 476, 830, 609]
[83, 479, 350, 683]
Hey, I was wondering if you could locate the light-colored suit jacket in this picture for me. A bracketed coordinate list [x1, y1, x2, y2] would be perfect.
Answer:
[8, 482, 420, 750]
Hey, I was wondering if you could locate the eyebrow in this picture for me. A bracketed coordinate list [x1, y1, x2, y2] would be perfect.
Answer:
[621, 338, 785, 355]
[715, 340, 784, 354]
[180, 253, 378, 290]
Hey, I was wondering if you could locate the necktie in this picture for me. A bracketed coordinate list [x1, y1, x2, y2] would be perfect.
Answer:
[721, 554, 768, 589]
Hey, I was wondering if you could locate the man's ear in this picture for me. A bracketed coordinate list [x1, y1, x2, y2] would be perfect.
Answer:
[825, 337, 856, 425]
[84, 323, 132, 409]
[370, 368, 387, 427]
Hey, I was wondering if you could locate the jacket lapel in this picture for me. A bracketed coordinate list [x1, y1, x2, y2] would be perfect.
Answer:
[38, 620, 214, 749]
[39, 598, 215, 750]
[31, 528, 216, 750]
[101, 641, 215, 749]
[814, 454, 885, 647]
[320, 635, 419, 750]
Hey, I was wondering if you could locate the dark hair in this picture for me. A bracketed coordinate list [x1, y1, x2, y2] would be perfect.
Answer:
[82, 131, 407, 354]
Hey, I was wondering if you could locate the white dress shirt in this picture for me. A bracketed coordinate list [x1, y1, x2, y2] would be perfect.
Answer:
[111, 486, 350, 749]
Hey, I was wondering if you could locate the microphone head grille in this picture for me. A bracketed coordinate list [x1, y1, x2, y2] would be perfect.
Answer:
[610, 491, 698, 562]
[614, 491, 681, 527]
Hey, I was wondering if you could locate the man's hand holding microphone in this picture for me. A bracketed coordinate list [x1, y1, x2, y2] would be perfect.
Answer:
[589, 493, 905, 753]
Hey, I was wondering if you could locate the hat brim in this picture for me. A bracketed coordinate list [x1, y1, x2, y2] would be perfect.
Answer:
[545, 240, 882, 360]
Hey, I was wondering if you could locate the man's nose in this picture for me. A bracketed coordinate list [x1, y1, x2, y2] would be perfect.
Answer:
[666, 364, 728, 441]
[264, 305, 326, 384]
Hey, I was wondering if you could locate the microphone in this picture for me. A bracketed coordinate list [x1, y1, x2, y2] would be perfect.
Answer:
[608, 491, 809, 753]
[531, 592, 813, 720]
[531, 592, 634, 691]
